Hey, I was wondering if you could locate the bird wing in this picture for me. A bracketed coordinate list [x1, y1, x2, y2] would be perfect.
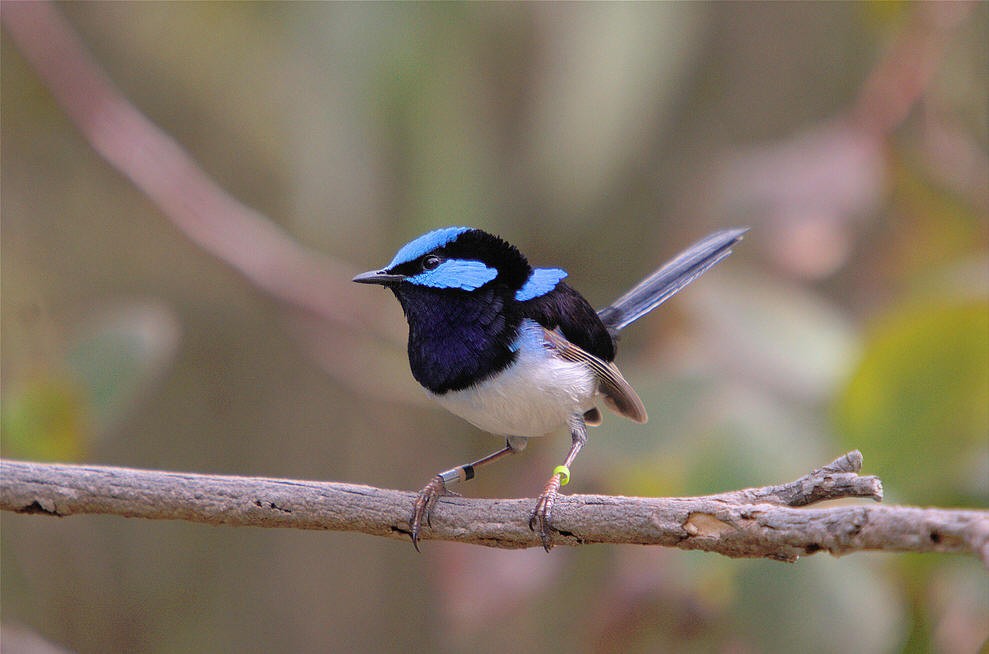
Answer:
[522, 282, 616, 362]
[542, 327, 648, 424]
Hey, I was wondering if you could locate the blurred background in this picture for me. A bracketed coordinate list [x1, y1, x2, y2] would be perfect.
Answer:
[2, 2, 987, 652]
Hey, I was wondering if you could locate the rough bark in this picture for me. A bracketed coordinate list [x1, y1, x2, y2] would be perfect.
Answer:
[3, 452, 987, 564]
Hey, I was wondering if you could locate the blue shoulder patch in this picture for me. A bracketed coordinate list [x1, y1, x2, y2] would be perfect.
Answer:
[387, 226, 471, 269]
[407, 259, 498, 291]
[509, 319, 547, 353]
[515, 267, 568, 301]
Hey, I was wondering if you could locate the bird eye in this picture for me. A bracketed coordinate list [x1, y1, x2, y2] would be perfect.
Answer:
[422, 255, 442, 271]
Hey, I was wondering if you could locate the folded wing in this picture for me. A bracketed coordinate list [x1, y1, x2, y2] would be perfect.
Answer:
[542, 327, 648, 424]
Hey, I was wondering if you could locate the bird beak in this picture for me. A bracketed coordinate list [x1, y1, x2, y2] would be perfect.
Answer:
[352, 269, 406, 285]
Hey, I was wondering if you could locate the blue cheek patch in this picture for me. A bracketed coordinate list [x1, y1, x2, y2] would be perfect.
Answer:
[515, 267, 568, 301]
[408, 259, 498, 291]
[387, 226, 471, 268]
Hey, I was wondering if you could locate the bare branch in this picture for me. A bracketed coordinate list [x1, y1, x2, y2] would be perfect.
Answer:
[710, 450, 885, 508]
[3, 454, 986, 564]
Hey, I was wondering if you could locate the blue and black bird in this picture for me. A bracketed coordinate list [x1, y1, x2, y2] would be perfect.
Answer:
[354, 226, 746, 550]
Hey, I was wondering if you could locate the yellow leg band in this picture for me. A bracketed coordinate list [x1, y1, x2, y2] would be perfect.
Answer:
[553, 465, 571, 486]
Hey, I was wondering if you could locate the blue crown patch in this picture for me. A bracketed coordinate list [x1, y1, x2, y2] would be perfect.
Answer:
[388, 226, 471, 269]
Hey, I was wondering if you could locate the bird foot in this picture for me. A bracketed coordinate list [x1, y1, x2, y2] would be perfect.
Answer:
[409, 475, 457, 551]
[529, 474, 563, 551]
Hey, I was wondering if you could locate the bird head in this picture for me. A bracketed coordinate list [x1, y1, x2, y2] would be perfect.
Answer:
[353, 226, 534, 295]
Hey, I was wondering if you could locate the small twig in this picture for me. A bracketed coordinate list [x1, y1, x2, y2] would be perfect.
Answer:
[711, 450, 884, 507]
[3, 453, 986, 564]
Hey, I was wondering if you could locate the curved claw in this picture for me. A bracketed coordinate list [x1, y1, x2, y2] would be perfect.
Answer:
[410, 475, 451, 551]
[529, 474, 563, 552]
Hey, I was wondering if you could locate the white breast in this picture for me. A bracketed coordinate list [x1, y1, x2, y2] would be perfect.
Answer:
[430, 322, 598, 437]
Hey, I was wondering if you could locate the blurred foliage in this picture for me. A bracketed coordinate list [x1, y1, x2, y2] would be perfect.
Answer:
[2, 2, 987, 654]
[1, 375, 88, 461]
[836, 298, 989, 505]
[1, 302, 179, 461]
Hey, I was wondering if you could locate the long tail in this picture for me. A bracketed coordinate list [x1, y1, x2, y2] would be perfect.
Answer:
[597, 227, 748, 334]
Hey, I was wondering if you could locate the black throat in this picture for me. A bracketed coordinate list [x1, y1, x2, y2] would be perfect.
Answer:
[391, 285, 521, 394]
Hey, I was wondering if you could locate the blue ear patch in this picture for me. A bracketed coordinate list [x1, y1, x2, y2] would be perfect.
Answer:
[388, 226, 471, 269]
[515, 267, 568, 301]
[407, 259, 498, 291]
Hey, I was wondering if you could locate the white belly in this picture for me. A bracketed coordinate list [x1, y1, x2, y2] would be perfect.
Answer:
[431, 336, 598, 437]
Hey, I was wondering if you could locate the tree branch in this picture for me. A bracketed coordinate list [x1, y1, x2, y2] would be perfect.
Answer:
[3, 452, 987, 564]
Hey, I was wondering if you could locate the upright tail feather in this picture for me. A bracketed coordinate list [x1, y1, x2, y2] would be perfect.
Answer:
[598, 227, 748, 334]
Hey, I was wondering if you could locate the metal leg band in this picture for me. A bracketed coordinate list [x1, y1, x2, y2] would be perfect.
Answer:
[439, 468, 462, 485]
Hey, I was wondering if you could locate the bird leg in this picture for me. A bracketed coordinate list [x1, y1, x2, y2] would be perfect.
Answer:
[530, 414, 588, 551]
[410, 437, 526, 551]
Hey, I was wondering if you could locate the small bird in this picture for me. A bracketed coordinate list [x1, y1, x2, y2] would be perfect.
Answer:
[354, 226, 746, 550]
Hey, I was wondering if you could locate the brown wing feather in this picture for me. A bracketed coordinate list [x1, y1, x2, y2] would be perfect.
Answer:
[542, 328, 648, 424]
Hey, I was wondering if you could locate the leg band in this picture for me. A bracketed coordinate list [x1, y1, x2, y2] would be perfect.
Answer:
[439, 468, 462, 485]
[553, 465, 571, 486]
